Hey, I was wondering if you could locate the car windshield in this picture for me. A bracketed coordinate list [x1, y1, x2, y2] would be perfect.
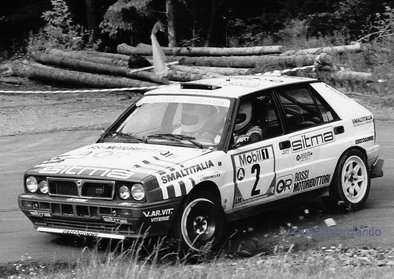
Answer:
[104, 95, 231, 148]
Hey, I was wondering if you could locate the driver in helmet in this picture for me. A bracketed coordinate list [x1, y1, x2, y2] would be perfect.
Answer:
[233, 100, 263, 146]
[173, 103, 221, 144]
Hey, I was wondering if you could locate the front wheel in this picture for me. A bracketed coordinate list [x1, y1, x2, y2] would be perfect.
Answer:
[174, 191, 226, 253]
[330, 149, 371, 211]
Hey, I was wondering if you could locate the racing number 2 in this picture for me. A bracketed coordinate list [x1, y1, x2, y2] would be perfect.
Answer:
[251, 164, 260, 196]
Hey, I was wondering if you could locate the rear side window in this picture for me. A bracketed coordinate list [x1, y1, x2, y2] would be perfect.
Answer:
[276, 86, 337, 133]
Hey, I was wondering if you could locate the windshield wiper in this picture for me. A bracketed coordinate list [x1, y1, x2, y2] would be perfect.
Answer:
[147, 133, 204, 149]
[107, 132, 147, 143]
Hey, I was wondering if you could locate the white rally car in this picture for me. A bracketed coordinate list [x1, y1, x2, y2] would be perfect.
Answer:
[18, 75, 383, 252]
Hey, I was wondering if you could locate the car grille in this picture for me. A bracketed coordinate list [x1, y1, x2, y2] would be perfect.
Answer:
[48, 178, 115, 200]
[46, 218, 135, 234]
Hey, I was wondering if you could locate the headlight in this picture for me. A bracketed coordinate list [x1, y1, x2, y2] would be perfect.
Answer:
[131, 184, 145, 201]
[26, 176, 38, 193]
[119, 185, 130, 200]
[38, 180, 49, 194]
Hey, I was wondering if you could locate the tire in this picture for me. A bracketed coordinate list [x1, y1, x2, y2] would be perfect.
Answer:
[329, 149, 371, 211]
[173, 191, 226, 253]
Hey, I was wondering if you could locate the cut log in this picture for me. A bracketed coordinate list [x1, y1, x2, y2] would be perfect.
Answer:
[47, 49, 129, 67]
[167, 69, 220, 82]
[331, 70, 375, 83]
[179, 54, 329, 68]
[170, 65, 250, 76]
[117, 43, 284, 56]
[281, 43, 369, 56]
[169, 65, 223, 78]
[25, 62, 158, 88]
[33, 52, 169, 84]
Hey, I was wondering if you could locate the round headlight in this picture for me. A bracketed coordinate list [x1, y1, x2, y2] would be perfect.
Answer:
[38, 180, 49, 194]
[119, 185, 130, 200]
[26, 176, 38, 193]
[131, 184, 145, 201]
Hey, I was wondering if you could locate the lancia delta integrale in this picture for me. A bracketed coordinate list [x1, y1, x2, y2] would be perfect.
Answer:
[18, 75, 384, 252]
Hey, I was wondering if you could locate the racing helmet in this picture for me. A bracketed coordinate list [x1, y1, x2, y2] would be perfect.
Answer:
[235, 101, 252, 131]
[180, 104, 208, 133]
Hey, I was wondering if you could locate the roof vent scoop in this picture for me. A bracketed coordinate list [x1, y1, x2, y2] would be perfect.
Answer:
[180, 83, 221, 90]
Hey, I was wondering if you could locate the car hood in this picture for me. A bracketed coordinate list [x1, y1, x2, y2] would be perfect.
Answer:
[27, 142, 213, 181]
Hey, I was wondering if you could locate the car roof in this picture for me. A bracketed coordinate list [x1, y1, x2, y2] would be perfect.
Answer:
[146, 75, 318, 99]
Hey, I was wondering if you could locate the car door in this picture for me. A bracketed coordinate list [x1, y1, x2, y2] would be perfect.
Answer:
[227, 92, 295, 211]
[274, 84, 340, 195]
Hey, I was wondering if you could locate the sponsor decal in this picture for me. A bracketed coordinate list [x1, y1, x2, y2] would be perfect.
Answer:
[63, 229, 99, 237]
[66, 198, 88, 202]
[291, 128, 334, 152]
[29, 210, 51, 217]
[200, 171, 221, 181]
[150, 216, 170, 222]
[293, 170, 331, 193]
[352, 115, 373, 127]
[237, 148, 270, 166]
[160, 161, 214, 184]
[275, 175, 293, 196]
[355, 136, 374, 144]
[88, 145, 175, 158]
[102, 216, 128, 224]
[36, 165, 134, 179]
[119, 202, 134, 207]
[143, 208, 174, 223]
[143, 208, 174, 218]
[296, 151, 313, 162]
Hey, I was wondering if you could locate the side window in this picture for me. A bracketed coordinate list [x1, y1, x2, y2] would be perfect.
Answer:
[232, 93, 283, 148]
[277, 87, 325, 132]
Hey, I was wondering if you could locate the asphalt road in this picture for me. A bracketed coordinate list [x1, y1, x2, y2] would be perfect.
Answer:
[0, 91, 393, 264]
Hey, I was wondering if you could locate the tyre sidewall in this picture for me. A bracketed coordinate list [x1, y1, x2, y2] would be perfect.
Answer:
[330, 149, 371, 210]
[173, 191, 226, 254]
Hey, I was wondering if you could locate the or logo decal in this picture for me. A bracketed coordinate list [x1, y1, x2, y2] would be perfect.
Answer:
[103, 216, 127, 224]
[29, 210, 51, 217]
[143, 208, 174, 218]
[275, 175, 293, 196]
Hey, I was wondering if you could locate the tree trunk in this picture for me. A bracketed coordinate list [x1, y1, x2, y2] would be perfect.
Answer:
[33, 52, 168, 84]
[180, 54, 327, 68]
[166, 0, 177, 47]
[331, 70, 374, 83]
[117, 43, 284, 56]
[167, 69, 219, 82]
[85, 0, 99, 43]
[205, 0, 216, 47]
[26, 63, 158, 88]
[170, 65, 223, 78]
[170, 65, 250, 76]
[281, 43, 368, 56]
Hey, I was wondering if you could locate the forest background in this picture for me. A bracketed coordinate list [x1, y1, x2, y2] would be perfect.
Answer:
[1, 0, 394, 56]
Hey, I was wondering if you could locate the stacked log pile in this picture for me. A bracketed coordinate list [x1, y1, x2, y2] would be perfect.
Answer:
[21, 42, 376, 90]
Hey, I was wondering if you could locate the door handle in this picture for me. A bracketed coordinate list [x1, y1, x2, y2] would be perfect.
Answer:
[279, 140, 290, 150]
[334, 125, 345, 135]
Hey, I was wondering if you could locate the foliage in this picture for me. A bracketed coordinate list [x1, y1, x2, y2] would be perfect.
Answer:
[27, 0, 93, 55]
[99, 0, 155, 44]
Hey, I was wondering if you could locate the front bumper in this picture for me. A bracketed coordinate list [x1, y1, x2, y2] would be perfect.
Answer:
[18, 194, 182, 239]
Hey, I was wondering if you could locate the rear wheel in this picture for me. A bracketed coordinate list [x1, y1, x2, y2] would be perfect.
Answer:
[330, 149, 370, 211]
[174, 191, 225, 253]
